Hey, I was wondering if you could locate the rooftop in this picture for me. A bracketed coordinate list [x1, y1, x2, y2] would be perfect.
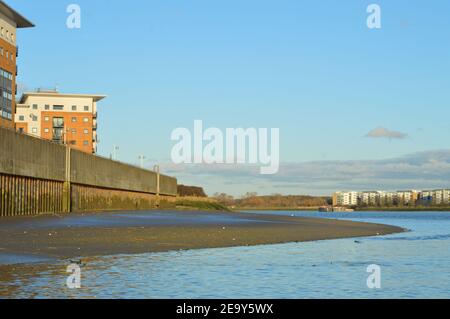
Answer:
[20, 91, 107, 103]
[0, 1, 34, 28]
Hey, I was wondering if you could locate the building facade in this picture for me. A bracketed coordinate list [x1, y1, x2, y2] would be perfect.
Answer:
[15, 90, 106, 154]
[334, 189, 446, 207]
[0, 1, 33, 129]
[333, 191, 358, 206]
[419, 189, 450, 206]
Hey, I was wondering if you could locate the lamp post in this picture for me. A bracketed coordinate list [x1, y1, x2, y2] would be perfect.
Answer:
[113, 145, 119, 160]
[138, 155, 146, 168]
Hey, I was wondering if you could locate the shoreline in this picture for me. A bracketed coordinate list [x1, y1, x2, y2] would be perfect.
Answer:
[0, 210, 404, 264]
[237, 207, 450, 212]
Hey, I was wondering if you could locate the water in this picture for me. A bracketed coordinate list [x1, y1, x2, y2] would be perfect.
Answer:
[0, 211, 449, 299]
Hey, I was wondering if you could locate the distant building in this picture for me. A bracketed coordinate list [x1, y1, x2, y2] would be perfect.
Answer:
[333, 191, 358, 206]
[419, 189, 450, 206]
[396, 190, 419, 206]
[334, 189, 448, 207]
[0, 1, 34, 129]
[15, 90, 106, 154]
[359, 191, 380, 206]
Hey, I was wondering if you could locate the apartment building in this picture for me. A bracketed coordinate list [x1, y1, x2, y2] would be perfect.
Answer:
[333, 191, 358, 206]
[419, 189, 450, 206]
[15, 90, 106, 154]
[334, 189, 447, 207]
[397, 190, 419, 206]
[0, 1, 33, 129]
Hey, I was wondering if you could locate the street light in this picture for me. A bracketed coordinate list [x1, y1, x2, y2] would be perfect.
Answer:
[113, 145, 119, 160]
[138, 155, 146, 168]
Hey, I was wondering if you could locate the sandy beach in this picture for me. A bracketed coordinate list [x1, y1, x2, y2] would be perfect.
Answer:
[0, 210, 404, 262]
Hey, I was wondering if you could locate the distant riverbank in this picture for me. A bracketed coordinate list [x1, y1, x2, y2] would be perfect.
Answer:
[0, 210, 403, 262]
[234, 206, 321, 211]
[354, 206, 450, 212]
[237, 206, 450, 212]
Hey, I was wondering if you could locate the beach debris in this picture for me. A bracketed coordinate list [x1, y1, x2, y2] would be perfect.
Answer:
[69, 259, 84, 266]
[354, 240, 362, 244]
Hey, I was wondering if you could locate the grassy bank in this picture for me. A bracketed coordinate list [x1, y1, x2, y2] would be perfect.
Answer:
[160, 197, 231, 212]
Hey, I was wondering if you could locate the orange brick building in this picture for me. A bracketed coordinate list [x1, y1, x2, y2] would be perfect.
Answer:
[0, 1, 34, 129]
[15, 91, 106, 154]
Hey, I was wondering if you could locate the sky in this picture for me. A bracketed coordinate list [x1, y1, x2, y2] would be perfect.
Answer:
[9, 0, 450, 196]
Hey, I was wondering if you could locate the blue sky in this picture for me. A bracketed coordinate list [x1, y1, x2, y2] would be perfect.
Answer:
[9, 0, 450, 195]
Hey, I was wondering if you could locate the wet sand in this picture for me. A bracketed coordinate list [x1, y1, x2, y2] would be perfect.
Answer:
[0, 210, 404, 262]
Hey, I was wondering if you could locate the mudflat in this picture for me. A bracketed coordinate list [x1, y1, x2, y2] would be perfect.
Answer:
[0, 210, 404, 260]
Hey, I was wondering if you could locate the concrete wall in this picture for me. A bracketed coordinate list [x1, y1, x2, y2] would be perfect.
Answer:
[0, 127, 178, 215]
[70, 149, 177, 196]
[0, 127, 66, 181]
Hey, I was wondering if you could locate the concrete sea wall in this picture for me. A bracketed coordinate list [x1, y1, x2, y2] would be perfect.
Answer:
[0, 127, 177, 217]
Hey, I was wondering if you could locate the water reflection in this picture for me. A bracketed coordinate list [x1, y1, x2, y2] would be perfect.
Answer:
[1, 212, 449, 299]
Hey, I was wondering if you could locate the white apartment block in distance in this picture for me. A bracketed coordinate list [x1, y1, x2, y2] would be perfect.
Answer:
[333, 190, 420, 207]
[419, 189, 450, 205]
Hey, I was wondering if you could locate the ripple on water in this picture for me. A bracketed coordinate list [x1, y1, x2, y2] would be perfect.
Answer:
[1, 212, 450, 298]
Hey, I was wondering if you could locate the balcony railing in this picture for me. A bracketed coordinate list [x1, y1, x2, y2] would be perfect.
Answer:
[52, 138, 63, 144]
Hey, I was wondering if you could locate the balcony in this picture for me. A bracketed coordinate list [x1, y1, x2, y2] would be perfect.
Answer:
[52, 137, 63, 144]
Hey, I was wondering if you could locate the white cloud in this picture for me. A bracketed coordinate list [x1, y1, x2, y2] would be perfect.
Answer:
[160, 150, 450, 196]
[366, 127, 408, 139]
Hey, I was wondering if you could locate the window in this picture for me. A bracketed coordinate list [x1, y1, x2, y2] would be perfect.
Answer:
[0, 67, 13, 120]
[71, 128, 77, 134]
[32, 115, 38, 122]
[71, 117, 77, 122]
[84, 129, 89, 134]
[44, 116, 49, 121]
[19, 115, 24, 121]
[53, 117, 64, 127]
[84, 105, 89, 111]
[83, 117, 89, 123]
[72, 105, 77, 111]
[44, 128, 49, 133]
[45, 104, 50, 110]
[53, 105, 64, 110]
[31, 128, 37, 134]
[83, 141, 89, 146]
[32, 104, 38, 109]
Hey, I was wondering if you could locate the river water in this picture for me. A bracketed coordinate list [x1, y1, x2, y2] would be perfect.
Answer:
[0, 211, 449, 298]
